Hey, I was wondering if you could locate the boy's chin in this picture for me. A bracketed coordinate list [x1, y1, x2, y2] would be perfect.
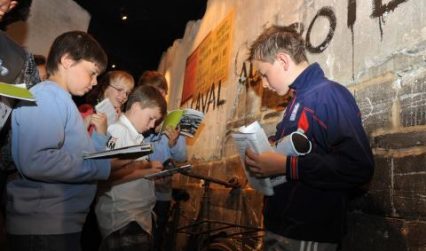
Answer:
[73, 89, 91, 96]
[277, 88, 290, 96]
[276, 90, 287, 96]
[138, 127, 148, 134]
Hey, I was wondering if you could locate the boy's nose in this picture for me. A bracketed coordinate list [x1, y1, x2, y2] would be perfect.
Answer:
[118, 91, 127, 99]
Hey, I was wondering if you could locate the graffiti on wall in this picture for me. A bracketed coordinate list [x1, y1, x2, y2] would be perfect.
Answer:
[236, 56, 291, 110]
[234, 0, 410, 110]
[305, 7, 336, 54]
[190, 80, 226, 114]
[371, 0, 409, 40]
[235, 0, 410, 83]
[184, 0, 410, 115]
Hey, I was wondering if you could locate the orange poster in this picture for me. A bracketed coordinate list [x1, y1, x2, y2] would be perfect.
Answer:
[181, 10, 235, 105]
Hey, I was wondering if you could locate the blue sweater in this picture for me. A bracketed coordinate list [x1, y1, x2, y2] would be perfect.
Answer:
[145, 133, 187, 201]
[265, 63, 374, 242]
[147, 133, 187, 163]
[7, 82, 110, 235]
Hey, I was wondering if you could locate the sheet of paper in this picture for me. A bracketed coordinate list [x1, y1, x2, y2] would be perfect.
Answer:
[232, 121, 277, 196]
[95, 98, 117, 126]
[0, 96, 12, 130]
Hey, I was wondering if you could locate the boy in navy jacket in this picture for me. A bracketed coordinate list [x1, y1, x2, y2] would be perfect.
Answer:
[246, 25, 374, 250]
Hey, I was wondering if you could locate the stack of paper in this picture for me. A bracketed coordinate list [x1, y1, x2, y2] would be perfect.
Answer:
[83, 143, 153, 159]
[231, 121, 278, 196]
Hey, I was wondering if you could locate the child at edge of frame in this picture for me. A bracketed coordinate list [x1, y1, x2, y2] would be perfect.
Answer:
[7, 30, 112, 251]
[245, 25, 374, 251]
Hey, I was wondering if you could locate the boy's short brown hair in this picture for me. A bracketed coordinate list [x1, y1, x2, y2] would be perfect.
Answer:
[137, 70, 168, 95]
[126, 85, 167, 118]
[249, 25, 307, 64]
[46, 31, 107, 76]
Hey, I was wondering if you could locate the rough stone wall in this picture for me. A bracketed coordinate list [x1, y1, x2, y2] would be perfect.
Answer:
[344, 49, 426, 250]
[160, 0, 426, 250]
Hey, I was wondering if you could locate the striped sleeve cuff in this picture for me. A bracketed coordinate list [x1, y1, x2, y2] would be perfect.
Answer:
[286, 156, 300, 180]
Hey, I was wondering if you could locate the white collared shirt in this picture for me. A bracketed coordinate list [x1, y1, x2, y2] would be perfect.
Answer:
[95, 114, 156, 238]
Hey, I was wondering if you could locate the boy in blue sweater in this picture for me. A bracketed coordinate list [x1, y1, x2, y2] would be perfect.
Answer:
[8, 31, 110, 251]
[246, 25, 374, 250]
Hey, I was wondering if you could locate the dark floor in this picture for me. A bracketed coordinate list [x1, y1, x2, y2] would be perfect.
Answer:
[0, 211, 9, 251]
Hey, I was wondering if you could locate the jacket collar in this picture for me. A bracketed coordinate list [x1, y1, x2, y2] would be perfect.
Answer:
[289, 63, 325, 93]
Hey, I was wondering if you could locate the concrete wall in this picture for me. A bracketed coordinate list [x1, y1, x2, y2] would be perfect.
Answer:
[6, 0, 90, 57]
[159, 0, 426, 250]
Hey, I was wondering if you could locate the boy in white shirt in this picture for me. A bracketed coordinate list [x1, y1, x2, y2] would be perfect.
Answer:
[95, 85, 167, 251]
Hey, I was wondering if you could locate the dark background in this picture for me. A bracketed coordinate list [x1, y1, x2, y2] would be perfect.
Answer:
[73, 0, 207, 79]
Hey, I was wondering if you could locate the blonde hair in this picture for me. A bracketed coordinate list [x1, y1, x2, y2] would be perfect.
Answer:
[106, 70, 134, 93]
[249, 25, 307, 64]
[85, 70, 134, 105]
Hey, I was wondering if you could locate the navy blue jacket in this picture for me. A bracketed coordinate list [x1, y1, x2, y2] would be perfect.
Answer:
[265, 63, 374, 242]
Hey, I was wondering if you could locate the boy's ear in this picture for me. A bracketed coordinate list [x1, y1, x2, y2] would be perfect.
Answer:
[60, 54, 74, 69]
[276, 52, 291, 71]
[8, 1, 18, 12]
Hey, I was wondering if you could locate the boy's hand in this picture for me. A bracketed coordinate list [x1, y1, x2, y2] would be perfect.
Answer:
[109, 160, 163, 185]
[145, 160, 163, 175]
[245, 148, 287, 177]
[129, 160, 163, 179]
[83, 114, 92, 130]
[164, 126, 180, 147]
[90, 112, 108, 134]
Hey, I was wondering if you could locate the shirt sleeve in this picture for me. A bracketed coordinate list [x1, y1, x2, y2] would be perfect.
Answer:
[12, 89, 110, 183]
[170, 135, 187, 162]
[147, 134, 187, 164]
[287, 84, 374, 190]
[148, 135, 170, 163]
[92, 131, 109, 151]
